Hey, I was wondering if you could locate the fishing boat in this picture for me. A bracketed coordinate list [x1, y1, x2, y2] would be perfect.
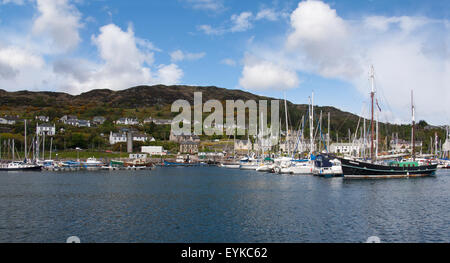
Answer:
[338, 66, 437, 179]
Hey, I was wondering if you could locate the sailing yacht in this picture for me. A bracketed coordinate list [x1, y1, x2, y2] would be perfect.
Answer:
[337, 66, 437, 179]
[0, 120, 42, 172]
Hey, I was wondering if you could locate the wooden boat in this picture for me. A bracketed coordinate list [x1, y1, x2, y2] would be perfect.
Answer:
[340, 66, 437, 179]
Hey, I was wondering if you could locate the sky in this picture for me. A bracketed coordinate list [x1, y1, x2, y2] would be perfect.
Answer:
[0, 0, 449, 125]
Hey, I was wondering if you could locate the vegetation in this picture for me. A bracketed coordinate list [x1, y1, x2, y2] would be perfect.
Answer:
[0, 85, 447, 158]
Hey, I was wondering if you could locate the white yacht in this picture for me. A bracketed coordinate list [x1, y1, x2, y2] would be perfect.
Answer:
[82, 157, 104, 169]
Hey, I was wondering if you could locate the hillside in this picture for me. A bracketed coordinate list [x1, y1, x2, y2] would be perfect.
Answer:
[0, 85, 446, 151]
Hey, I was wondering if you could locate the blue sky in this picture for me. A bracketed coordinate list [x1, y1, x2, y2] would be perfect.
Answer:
[0, 0, 449, 125]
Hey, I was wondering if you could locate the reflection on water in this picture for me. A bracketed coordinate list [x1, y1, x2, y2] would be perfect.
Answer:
[0, 168, 449, 243]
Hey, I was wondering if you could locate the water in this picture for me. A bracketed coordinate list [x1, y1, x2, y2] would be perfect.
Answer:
[0, 167, 449, 243]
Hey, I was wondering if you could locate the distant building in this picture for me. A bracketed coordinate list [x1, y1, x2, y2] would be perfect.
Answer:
[77, 120, 91, 128]
[60, 115, 77, 124]
[0, 116, 17, 125]
[180, 141, 199, 154]
[143, 117, 172, 125]
[390, 139, 422, 152]
[330, 143, 361, 155]
[141, 146, 165, 155]
[35, 116, 49, 122]
[36, 123, 56, 136]
[129, 153, 148, 159]
[234, 139, 252, 151]
[109, 131, 153, 145]
[169, 131, 200, 143]
[115, 118, 140, 126]
[93, 116, 106, 125]
[153, 119, 172, 125]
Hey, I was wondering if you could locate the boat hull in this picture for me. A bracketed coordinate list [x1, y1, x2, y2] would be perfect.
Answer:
[0, 166, 42, 171]
[338, 158, 437, 179]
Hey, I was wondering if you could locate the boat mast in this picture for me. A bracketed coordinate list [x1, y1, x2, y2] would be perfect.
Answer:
[284, 92, 290, 157]
[327, 112, 330, 153]
[24, 119, 27, 162]
[376, 110, 379, 159]
[411, 90, 416, 161]
[12, 139, 15, 161]
[50, 137, 53, 160]
[370, 65, 375, 162]
[309, 92, 314, 158]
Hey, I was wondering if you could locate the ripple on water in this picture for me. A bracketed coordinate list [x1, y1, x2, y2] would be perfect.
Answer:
[0, 168, 449, 242]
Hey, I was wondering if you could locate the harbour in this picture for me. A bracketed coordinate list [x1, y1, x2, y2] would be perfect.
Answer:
[1, 0, 449, 247]
[0, 166, 449, 243]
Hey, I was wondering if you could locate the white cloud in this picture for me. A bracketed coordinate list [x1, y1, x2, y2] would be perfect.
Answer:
[1, 0, 25, 5]
[230, 12, 253, 32]
[197, 24, 225, 35]
[60, 23, 182, 93]
[170, 49, 206, 62]
[221, 58, 236, 66]
[255, 8, 280, 21]
[243, 0, 450, 124]
[32, 0, 82, 52]
[183, 0, 225, 12]
[156, 64, 184, 85]
[239, 56, 299, 91]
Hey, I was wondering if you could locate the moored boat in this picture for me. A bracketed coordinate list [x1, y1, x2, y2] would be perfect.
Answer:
[340, 66, 437, 179]
[82, 157, 104, 170]
[0, 162, 42, 171]
[338, 158, 437, 179]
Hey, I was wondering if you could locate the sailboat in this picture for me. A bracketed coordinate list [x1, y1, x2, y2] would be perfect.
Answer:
[0, 119, 42, 171]
[337, 66, 437, 179]
[288, 92, 315, 175]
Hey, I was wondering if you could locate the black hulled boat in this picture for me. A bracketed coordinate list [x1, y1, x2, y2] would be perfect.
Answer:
[339, 66, 437, 179]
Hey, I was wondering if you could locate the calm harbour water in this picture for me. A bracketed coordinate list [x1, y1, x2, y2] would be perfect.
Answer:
[0, 167, 449, 243]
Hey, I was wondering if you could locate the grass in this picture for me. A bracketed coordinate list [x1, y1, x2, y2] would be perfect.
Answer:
[53, 150, 123, 160]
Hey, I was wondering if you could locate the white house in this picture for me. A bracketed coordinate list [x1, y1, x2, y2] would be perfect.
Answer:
[0, 116, 17, 125]
[129, 153, 148, 159]
[35, 116, 49, 122]
[60, 115, 77, 124]
[36, 123, 56, 136]
[115, 118, 140, 125]
[234, 140, 252, 151]
[109, 131, 153, 145]
[330, 143, 361, 155]
[141, 146, 165, 155]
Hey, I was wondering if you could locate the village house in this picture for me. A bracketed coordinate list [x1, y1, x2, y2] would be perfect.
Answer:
[109, 131, 154, 145]
[390, 139, 422, 152]
[180, 141, 199, 154]
[35, 116, 49, 122]
[36, 123, 56, 136]
[329, 143, 362, 155]
[152, 119, 172, 125]
[234, 139, 253, 152]
[77, 120, 91, 128]
[169, 130, 201, 143]
[0, 116, 18, 125]
[60, 115, 77, 124]
[92, 116, 106, 125]
[143, 117, 172, 125]
[115, 118, 140, 126]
